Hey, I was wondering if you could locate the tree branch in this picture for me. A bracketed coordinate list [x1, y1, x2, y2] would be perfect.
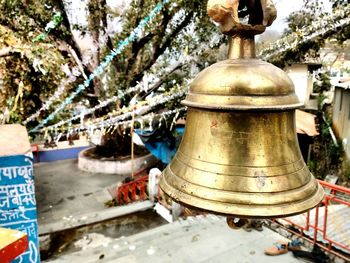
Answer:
[125, 8, 173, 85]
[0, 47, 15, 57]
[139, 62, 184, 100]
[150, 11, 193, 69]
[52, 0, 85, 61]
[131, 11, 194, 85]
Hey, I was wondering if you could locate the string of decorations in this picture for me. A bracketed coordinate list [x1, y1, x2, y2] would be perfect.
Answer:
[86, 85, 187, 130]
[67, 48, 210, 131]
[38, 61, 184, 131]
[260, 4, 350, 60]
[47, 85, 140, 131]
[33, 12, 63, 42]
[41, 82, 187, 138]
[29, 0, 170, 134]
[108, 107, 186, 131]
[23, 66, 81, 125]
[52, 83, 186, 134]
[48, 107, 186, 143]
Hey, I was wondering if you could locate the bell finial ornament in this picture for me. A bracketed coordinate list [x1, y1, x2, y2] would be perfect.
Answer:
[207, 0, 277, 35]
[159, 0, 324, 219]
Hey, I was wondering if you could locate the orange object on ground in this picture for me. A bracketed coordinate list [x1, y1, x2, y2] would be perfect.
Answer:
[0, 228, 28, 263]
[264, 243, 289, 256]
[265, 241, 302, 256]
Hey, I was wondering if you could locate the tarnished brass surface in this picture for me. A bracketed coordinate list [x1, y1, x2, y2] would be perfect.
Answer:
[160, 109, 324, 218]
[207, 0, 277, 35]
[159, 0, 324, 218]
[183, 54, 302, 110]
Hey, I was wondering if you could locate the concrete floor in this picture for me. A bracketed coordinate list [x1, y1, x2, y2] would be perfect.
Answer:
[34, 159, 304, 262]
[34, 159, 152, 235]
[46, 215, 303, 263]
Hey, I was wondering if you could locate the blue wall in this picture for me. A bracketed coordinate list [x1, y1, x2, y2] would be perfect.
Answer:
[35, 146, 89, 163]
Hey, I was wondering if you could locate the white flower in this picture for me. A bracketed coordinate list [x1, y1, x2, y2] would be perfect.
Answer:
[45, 21, 56, 31]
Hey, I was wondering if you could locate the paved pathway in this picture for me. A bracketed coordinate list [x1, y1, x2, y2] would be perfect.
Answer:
[34, 159, 149, 235]
[46, 215, 304, 263]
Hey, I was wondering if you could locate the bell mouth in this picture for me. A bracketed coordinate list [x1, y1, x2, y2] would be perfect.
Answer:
[160, 168, 324, 219]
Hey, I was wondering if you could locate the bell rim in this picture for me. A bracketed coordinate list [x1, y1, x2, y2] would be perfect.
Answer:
[165, 162, 316, 200]
[159, 171, 325, 219]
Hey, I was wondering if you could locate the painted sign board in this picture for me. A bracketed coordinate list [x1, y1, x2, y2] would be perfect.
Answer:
[0, 125, 40, 263]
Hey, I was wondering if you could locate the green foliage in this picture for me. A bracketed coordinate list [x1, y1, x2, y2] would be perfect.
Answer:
[284, 0, 325, 36]
[0, 23, 71, 124]
[262, 0, 350, 67]
[307, 68, 342, 179]
[342, 160, 350, 181]
[0, 0, 83, 128]
[313, 71, 331, 94]
[314, 71, 332, 108]
[307, 73, 342, 179]
[308, 116, 342, 179]
[0, 0, 224, 132]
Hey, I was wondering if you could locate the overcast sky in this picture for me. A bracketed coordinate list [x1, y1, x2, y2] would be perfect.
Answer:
[68, 0, 334, 48]
[269, 0, 332, 32]
[69, 0, 333, 32]
[268, 0, 303, 32]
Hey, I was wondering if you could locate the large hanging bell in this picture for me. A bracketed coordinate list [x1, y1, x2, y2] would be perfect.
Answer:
[159, 0, 324, 218]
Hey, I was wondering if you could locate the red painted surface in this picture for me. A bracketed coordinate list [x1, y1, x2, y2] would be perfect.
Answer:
[30, 144, 40, 162]
[117, 175, 148, 204]
[0, 230, 28, 263]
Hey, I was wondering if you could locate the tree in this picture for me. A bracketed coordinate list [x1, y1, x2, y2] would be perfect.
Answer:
[0, 0, 223, 131]
[275, 0, 350, 180]
[4, 0, 348, 137]
[260, 0, 350, 67]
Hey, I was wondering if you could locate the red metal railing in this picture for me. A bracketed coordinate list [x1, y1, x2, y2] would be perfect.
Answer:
[30, 144, 40, 162]
[274, 180, 350, 261]
[117, 175, 148, 204]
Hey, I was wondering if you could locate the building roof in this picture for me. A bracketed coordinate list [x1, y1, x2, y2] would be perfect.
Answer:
[332, 78, 350, 90]
[296, 110, 319, 137]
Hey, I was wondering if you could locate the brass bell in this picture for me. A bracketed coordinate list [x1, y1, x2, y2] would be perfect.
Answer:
[159, 0, 324, 218]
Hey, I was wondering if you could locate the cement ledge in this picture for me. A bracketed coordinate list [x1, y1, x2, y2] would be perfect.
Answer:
[78, 147, 158, 174]
[39, 201, 154, 236]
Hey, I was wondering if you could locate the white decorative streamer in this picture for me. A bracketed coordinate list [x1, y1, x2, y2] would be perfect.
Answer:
[23, 66, 81, 125]
[84, 85, 187, 130]
[260, 5, 350, 60]
[41, 61, 184, 131]
[29, 0, 170, 133]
